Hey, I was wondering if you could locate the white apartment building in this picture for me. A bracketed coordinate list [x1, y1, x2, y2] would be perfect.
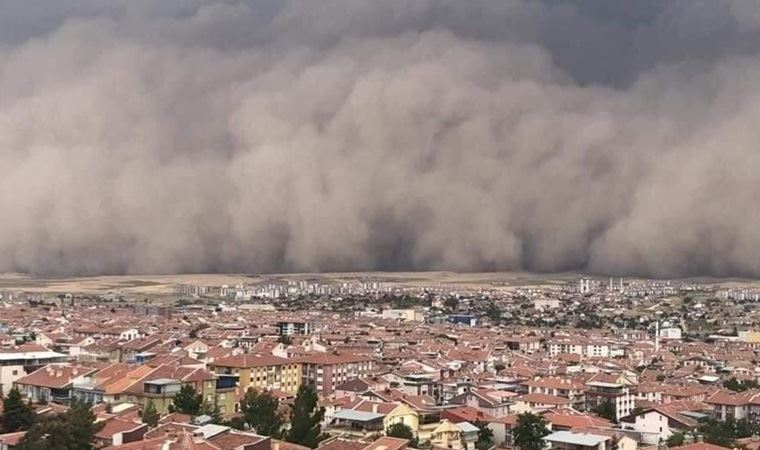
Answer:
[549, 340, 611, 358]
[0, 347, 67, 396]
[586, 381, 634, 421]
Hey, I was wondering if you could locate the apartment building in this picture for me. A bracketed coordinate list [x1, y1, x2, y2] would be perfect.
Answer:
[585, 381, 634, 421]
[208, 354, 302, 396]
[548, 339, 611, 358]
[0, 345, 67, 396]
[276, 321, 313, 336]
[523, 377, 586, 411]
[299, 352, 374, 397]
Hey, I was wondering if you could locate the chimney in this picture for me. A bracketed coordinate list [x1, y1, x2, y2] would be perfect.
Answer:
[696, 434, 704, 443]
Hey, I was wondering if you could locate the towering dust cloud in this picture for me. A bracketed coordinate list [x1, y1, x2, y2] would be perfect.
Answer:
[1, 0, 760, 277]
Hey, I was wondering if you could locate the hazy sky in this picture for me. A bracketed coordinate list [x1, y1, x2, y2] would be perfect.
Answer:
[1, 0, 760, 277]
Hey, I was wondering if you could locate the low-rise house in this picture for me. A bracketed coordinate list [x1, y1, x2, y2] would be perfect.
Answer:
[330, 399, 421, 438]
[102, 424, 271, 450]
[94, 418, 148, 448]
[14, 364, 96, 405]
[328, 409, 386, 438]
[450, 388, 512, 417]
[705, 389, 760, 422]
[429, 419, 478, 450]
[542, 430, 614, 450]
[620, 401, 707, 445]
[512, 393, 571, 413]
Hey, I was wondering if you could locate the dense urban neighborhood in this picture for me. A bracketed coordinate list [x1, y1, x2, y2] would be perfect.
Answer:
[1, 275, 760, 450]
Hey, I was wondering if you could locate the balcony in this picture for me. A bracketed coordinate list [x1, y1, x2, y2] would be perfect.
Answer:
[143, 379, 181, 397]
[216, 374, 239, 391]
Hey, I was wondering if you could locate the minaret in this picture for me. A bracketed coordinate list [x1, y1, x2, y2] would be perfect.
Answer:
[655, 321, 660, 353]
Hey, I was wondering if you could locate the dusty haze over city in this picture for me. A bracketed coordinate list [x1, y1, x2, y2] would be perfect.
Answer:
[1, 1, 760, 278]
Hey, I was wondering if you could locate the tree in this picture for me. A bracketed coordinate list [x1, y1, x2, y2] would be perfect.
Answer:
[169, 384, 203, 416]
[475, 421, 494, 450]
[201, 401, 223, 424]
[1, 387, 36, 433]
[592, 401, 617, 422]
[724, 378, 759, 392]
[666, 432, 685, 447]
[699, 418, 760, 448]
[444, 297, 459, 311]
[16, 399, 104, 450]
[142, 400, 159, 428]
[512, 412, 550, 450]
[277, 334, 293, 345]
[386, 422, 414, 440]
[286, 384, 325, 448]
[241, 388, 283, 437]
[224, 416, 247, 430]
[485, 303, 501, 324]
[189, 323, 209, 339]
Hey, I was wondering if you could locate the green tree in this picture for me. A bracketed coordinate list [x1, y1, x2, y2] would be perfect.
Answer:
[386, 422, 414, 440]
[485, 303, 501, 324]
[666, 432, 685, 447]
[724, 378, 743, 392]
[592, 400, 617, 422]
[223, 416, 247, 430]
[1, 387, 36, 433]
[444, 297, 459, 310]
[277, 334, 293, 345]
[189, 323, 209, 339]
[16, 399, 104, 450]
[201, 401, 223, 424]
[475, 421, 494, 450]
[169, 384, 203, 415]
[512, 412, 550, 450]
[142, 400, 159, 428]
[723, 378, 759, 392]
[241, 388, 283, 437]
[286, 384, 325, 448]
[698, 418, 760, 447]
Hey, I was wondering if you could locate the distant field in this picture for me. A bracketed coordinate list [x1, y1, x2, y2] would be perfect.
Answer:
[0, 271, 758, 296]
